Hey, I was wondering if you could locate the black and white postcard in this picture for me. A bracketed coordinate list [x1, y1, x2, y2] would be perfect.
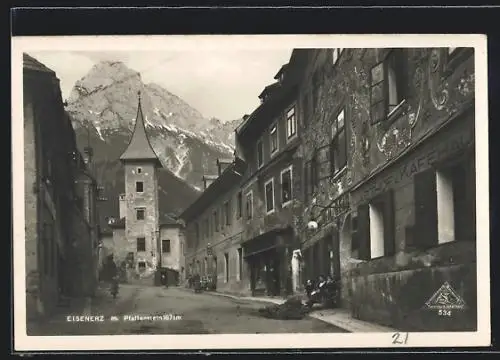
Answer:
[11, 34, 490, 351]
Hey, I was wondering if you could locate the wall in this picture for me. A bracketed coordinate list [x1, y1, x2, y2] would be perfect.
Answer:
[24, 93, 42, 320]
[184, 177, 249, 295]
[112, 228, 127, 265]
[124, 162, 159, 270]
[160, 226, 182, 271]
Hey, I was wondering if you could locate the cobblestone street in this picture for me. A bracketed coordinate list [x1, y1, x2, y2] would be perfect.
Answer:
[28, 284, 347, 335]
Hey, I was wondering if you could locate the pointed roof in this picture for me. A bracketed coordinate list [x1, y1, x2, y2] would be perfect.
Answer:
[119, 91, 162, 167]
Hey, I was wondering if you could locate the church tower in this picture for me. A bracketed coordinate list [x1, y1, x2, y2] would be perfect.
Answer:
[119, 91, 162, 274]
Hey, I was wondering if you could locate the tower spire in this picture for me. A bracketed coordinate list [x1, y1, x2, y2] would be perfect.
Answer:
[119, 90, 162, 167]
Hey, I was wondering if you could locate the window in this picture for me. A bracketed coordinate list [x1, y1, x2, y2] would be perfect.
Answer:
[265, 178, 275, 214]
[356, 191, 395, 260]
[236, 191, 243, 219]
[286, 106, 297, 139]
[137, 237, 146, 252]
[257, 140, 264, 168]
[330, 108, 348, 176]
[224, 200, 231, 226]
[224, 253, 229, 283]
[136, 208, 145, 220]
[281, 166, 293, 206]
[137, 167, 142, 174]
[370, 49, 407, 124]
[270, 123, 278, 154]
[412, 158, 475, 249]
[204, 218, 209, 239]
[136, 181, 144, 193]
[213, 210, 219, 232]
[246, 191, 253, 219]
[138, 261, 146, 271]
[237, 248, 243, 281]
[162, 239, 171, 253]
[332, 48, 344, 65]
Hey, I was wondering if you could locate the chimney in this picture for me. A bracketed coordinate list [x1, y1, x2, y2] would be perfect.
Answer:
[202, 175, 218, 190]
[216, 158, 233, 176]
[119, 193, 126, 219]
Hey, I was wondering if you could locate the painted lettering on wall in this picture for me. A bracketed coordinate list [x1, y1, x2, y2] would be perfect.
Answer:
[358, 131, 472, 203]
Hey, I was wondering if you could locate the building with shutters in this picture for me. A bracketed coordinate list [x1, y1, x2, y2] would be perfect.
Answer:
[300, 47, 476, 331]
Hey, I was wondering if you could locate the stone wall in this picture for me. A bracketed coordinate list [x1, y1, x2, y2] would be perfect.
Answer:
[24, 93, 42, 321]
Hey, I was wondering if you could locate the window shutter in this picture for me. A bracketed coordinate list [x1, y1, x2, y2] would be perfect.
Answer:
[357, 203, 371, 260]
[383, 190, 396, 256]
[413, 168, 438, 249]
[317, 144, 331, 180]
[370, 61, 387, 125]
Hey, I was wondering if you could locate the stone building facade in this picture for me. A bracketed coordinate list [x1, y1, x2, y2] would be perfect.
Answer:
[299, 47, 476, 331]
[23, 53, 101, 324]
[180, 158, 249, 295]
[115, 92, 163, 276]
[233, 50, 310, 297]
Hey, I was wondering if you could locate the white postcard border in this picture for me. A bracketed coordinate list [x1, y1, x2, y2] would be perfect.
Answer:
[11, 34, 490, 351]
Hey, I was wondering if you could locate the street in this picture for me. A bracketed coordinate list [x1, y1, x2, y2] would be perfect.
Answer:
[29, 284, 347, 335]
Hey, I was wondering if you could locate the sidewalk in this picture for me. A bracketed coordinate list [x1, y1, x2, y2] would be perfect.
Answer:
[202, 290, 397, 333]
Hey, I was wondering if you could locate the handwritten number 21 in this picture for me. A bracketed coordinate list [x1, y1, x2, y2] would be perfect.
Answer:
[392, 332, 409, 345]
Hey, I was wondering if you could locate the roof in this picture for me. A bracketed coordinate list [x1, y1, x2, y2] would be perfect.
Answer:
[119, 91, 162, 167]
[180, 157, 247, 222]
[23, 53, 56, 74]
[160, 213, 183, 227]
[258, 82, 281, 99]
[274, 63, 289, 80]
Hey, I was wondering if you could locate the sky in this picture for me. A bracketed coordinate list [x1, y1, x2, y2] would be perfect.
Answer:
[28, 49, 293, 122]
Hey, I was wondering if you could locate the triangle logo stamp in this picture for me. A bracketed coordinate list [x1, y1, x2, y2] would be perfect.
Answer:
[425, 282, 467, 310]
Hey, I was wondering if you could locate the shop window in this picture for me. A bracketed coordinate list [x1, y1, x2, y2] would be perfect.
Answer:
[136, 208, 145, 220]
[265, 178, 275, 214]
[286, 105, 297, 140]
[356, 190, 395, 260]
[330, 108, 347, 176]
[162, 239, 171, 253]
[281, 166, 293, 206]
[412, 157, 475, 248]
[270, 123, 278, 154]
[370, 49, 407, 125]
[257, 140, 264, 168]
[136, 181, 144, 193]
[246, 191, 253, 219]
[136, 237, 146, 252]
[236, 191, 242, 219]
[224, 253, 229, 283]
